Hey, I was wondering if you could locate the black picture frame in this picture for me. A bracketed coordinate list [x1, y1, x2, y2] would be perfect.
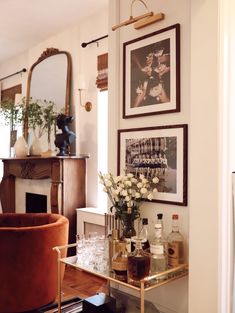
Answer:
[123, 24, 180, 118]
[118, 124, 188, 206]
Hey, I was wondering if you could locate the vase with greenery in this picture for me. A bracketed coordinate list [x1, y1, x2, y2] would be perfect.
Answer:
[21, 97, 60, 155]
[41, 100, 59, 153]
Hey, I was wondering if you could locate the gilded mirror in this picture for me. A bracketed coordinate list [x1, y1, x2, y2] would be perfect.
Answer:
[24, 48, 71, 139]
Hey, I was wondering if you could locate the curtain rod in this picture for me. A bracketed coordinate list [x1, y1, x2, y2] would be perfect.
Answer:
[81, 34, 108, 48]
[0, 68, 27, 82]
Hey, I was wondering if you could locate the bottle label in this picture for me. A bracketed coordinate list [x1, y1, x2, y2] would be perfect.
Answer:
[168, 242, 181, 267]
[150, 244, 164, 255]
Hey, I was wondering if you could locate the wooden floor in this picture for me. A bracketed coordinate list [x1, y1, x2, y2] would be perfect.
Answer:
[28, 266, 108, 312]
[61, 265, 108, 300]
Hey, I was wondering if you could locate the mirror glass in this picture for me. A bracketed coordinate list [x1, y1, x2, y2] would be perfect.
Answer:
[27, 48, 71, 114]
[25, 48, 71, 152]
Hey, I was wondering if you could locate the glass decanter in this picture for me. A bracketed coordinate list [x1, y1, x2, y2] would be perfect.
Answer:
[127, 238, 150, 286]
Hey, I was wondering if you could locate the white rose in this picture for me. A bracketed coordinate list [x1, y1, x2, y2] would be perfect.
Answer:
[140, 187, 147, 194]
[152, 177, 159, 184]
[127, 173, 134, 178]
[106, 180, 112, 187]
[125, 196, 130, 202]
[121, 190, 128, 196]
[142, 178, 148, 184]
[125, 181, 132, 187]
[139, 174, 145, 180]
[114, 189, 120, 195]
[131, 178, 138, 184]
[137, 182, 143, 188]
[153, 188, 158, 193]
[147, 193, 153, 200]
[135, 192, 141, 199]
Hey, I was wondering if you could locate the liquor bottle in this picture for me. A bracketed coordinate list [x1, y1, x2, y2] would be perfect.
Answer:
[150, 223, 167, 276]
[108, 229, 119, 270]
[167, 214, 184, 267]
[139, 218, 150, 252]
[127, 238, 150, 286]
[156, 213, 164, 233]
[112, 240, 129, 282]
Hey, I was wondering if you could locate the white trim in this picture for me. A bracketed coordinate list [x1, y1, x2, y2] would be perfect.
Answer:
[218, 0, 235, 311]
[76, 207, 105, 235]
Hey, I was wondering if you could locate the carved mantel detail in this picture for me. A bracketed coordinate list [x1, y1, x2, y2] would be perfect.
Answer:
[20, 161, 36, 179]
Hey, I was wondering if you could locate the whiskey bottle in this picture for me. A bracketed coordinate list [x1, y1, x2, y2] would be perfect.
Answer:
[127, 238, 150, 286]
[112, 241, 128, 282]
[150, 223, 167, 276]
[167, 214, 184, 267]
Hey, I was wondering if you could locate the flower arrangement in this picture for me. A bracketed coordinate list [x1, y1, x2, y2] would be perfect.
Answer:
[99, 172, 159, 222]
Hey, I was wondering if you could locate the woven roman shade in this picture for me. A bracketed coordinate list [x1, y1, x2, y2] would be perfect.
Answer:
[96, 53, 108, 91]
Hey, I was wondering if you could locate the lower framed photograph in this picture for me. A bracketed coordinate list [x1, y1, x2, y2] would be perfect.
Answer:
[117, 124, 188, 206]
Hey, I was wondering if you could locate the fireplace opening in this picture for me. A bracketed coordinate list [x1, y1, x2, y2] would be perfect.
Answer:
[26, 192, 47, 213]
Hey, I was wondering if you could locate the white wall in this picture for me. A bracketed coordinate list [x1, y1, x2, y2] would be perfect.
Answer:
[0, 1, 230, 312]
[108, 0, 190, 312]
[0, 9, 108, 208]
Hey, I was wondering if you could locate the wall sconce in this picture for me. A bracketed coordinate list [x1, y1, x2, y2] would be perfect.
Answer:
[78, 88, 92, 112]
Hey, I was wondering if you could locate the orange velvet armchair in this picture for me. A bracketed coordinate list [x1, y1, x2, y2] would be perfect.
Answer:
[0, 213, 69, 313]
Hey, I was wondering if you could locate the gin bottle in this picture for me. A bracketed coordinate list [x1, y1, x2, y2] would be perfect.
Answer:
[150, 223, 167, 275]
[167, 214, 184, 267]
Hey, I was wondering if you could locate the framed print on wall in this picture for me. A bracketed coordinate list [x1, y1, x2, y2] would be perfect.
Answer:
[118, 124, 188, 206]
[123, 24, 180, 118]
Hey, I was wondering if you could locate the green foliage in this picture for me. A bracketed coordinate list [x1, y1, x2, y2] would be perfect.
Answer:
[21, 97, 60, 139]
[0, 98, 23, 129]
[42, 100, 58, 142]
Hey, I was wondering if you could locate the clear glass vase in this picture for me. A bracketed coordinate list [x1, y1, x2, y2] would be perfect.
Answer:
[121, 214, 136, 239]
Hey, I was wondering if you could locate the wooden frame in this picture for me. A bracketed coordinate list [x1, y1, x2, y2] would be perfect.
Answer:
[118, 124, 188, 206]
[123, 24, 180, 118]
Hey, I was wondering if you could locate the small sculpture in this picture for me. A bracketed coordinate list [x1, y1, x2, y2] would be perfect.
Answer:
[54, 114, 76, 156]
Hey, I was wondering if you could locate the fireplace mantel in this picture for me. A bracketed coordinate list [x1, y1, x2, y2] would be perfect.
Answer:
[0, 155, 88, 244]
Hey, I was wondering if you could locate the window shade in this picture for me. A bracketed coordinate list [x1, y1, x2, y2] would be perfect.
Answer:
[96, 53, 108, 91]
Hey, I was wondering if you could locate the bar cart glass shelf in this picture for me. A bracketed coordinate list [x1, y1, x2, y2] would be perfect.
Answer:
[53, 243, 188, 313]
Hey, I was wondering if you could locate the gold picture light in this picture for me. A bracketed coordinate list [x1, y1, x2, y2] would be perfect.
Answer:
[112, 0, 165, 31]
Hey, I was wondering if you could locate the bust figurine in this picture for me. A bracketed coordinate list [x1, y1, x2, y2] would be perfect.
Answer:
[54, 114, 76, 156]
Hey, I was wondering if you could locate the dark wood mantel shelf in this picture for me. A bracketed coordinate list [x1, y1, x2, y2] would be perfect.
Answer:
[0, 155, 88, 244]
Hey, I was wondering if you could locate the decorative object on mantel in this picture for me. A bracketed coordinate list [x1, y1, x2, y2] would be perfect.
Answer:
[99, 172, 159, 238]
[55, 114, 76, 156]
[21, 97, 60, 156]
[14, 136, 28, 157]
[112, 0, 164, 31]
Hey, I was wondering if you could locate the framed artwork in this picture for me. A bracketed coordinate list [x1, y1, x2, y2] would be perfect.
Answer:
[118, 124, 188, 206]
[123, 24, 180, 118]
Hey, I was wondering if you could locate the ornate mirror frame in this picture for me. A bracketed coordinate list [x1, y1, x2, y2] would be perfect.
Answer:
[24, 47, 72, 139]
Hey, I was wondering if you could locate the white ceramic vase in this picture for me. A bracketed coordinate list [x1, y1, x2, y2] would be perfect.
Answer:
[30, 137, 42, 156]
[14, 136, 28, 157]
